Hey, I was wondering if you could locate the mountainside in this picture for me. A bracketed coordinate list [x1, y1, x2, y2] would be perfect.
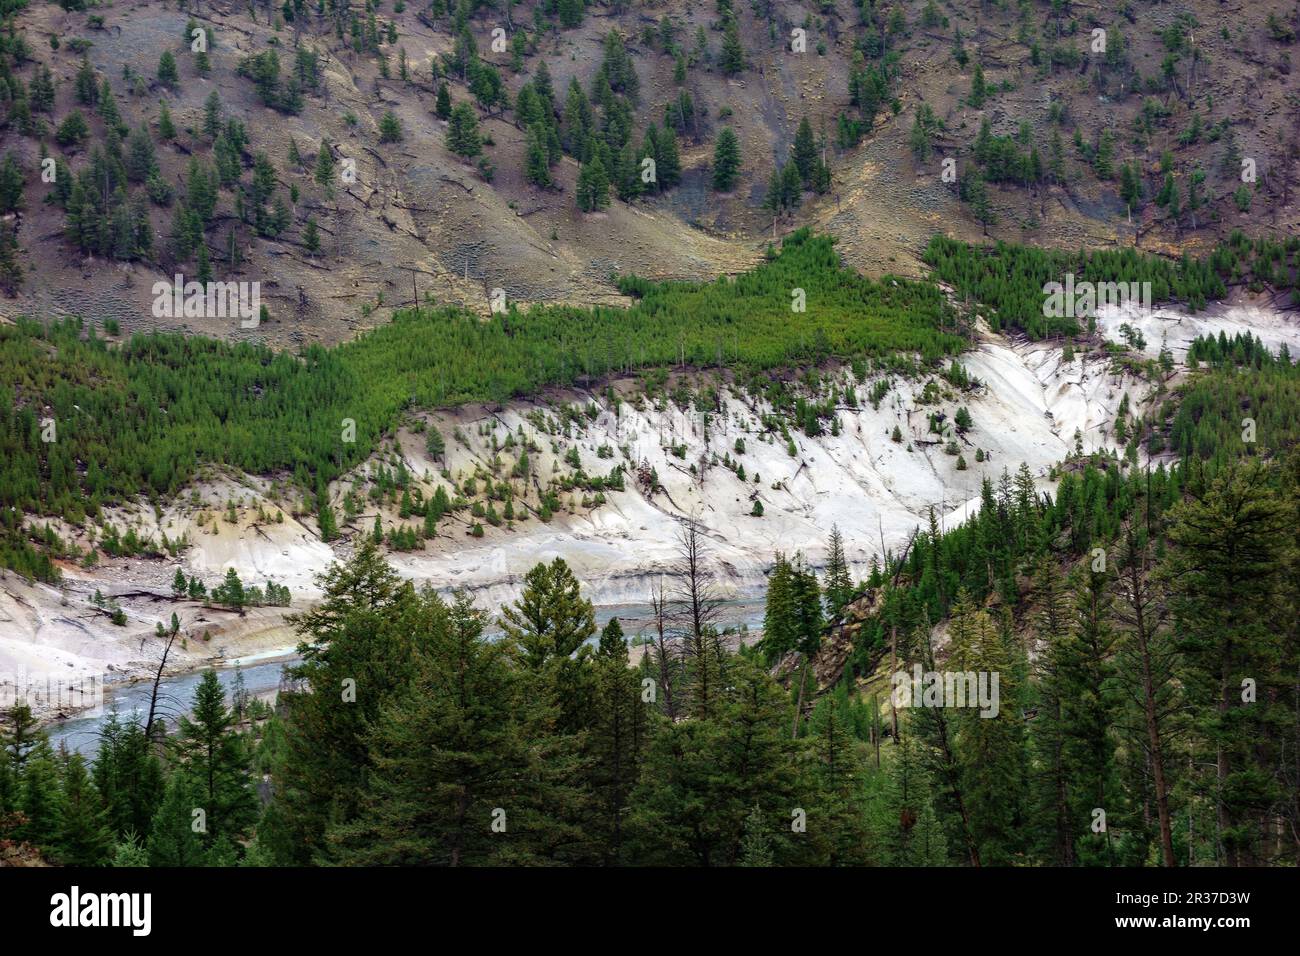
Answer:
[1, 0, 1298, 339]
[5, 288, 1295, 706]
[1, 0, 1300, 881]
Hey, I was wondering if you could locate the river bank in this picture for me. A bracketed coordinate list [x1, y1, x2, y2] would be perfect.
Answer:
[39, 596, 767, 755]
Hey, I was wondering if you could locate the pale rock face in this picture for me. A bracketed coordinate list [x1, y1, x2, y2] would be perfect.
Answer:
[1094, 300, 1300, 361]
[4, 304, 1298, 704]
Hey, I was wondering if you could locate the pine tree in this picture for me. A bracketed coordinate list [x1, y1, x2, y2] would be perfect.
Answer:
[258, 543, 433, 863]
[598, 617, 626, 659]
[30, 65, 55, 114]
[628, 655, 801, 865]
[157, 51, 179, 88]
[2, 704, 43, 774]
[314, 141, 336, 187]
[1029, 555, 1078, 865]
[500, 557, 596, 668]
[761, 553, 797, 663]
[586, 637, 647, 863]
[147, 772, 205, 866]
[57, 752, 113, 866]
[303, 217, 321, 254]
[575, 153, 610, 211]
[524, 124, 552, 188]
[807, 693, 871, 864]
[964, 171, 996, 235]
[737, 805, 774, 865]
[949, 597, 1028, 866]
[719, 16, 745, 75]
[789, 556, 824, 737]
[325, 594, 558, 865]
[446, 103, 482, 158]
[1111, 524, 1179, 867]
[779, 160, 803, 210]
[19, 752, 64, 851]
[75, 57, 98, 106]
[435, 82, 452, 120]
[876, 733, 949, 865]
[157, 101, 176, 141]
[55, 111, 90, 148]
[379, 110, 403, 143]
[792, 117, 818, 185]
[94, 714, 164, 839]
[1165, 462, 1290, 865]
[711, 127, 741, 191]
[213, 567, 245, 608]
[969, 61, 986, 107]
[823, 525, 853, 617]
[176, 671, 258, 848]
[1063, 569, 1122, 865]
[0, 224, 22, 296]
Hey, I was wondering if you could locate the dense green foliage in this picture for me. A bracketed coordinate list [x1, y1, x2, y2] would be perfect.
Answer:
[1158, 333, 1300, 465]
[824, 339, 1299, 866]
[2, 341, 1294, 868]
[0, 232, 962, 528]
[925, 231, 1300, 339]
[7, 433, 1294, 866]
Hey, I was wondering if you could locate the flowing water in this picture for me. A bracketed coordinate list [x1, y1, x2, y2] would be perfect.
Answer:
[43, 599, 766, 757]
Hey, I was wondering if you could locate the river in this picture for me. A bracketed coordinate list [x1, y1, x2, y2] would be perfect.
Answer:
[44, 599, 766, 757]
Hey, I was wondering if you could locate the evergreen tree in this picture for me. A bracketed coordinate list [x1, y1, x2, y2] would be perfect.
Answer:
[175, 671, 258, 849]
[1111, 525, 1179, 867]
[711, 127, 741, 192]
[719, 16, 745, 75]
[792, 117, 818, 185]
[950, 596, 1028, 866]
[157, 101, 176, 141]
[969, 62, 987, 107]
[379, 110, 403, 144]
[524, 124, 552, 188]
[158, 51, 179, 88]
[576, 153, 610, 212]
[1165, 462, 1290, 865]
[147, 772, 205, 866]
[500, 557, 596, 669]
[75, 56, 98, 106]
[259, 543, 428, 862]
[598, 617, 626, 659]
[823, 527, 853, 618]
[93, 713, 164, 839]
[19, 752, 64, 851]
[57, 752, 113, 866]
[325, 594, 562, 865]
[807, 693, 871, 864]
[202, 91, 222, 138]
[446, 103, 482, 158]
[303, 217, 321, 254]
[628, 656, 801, 865]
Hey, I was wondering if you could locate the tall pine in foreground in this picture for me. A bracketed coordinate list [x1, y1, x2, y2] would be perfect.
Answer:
[261, 542, 430, 863]
[175, 671, 258, 851]
[1165, 461, 1291, 865]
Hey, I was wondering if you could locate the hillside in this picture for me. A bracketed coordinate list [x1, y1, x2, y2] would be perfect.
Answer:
[0, 0, 1298, 341]
[1, 0, 1299, 883]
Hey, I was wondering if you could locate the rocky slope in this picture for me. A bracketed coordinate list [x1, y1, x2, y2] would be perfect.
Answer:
[7, 295, 1295, 715]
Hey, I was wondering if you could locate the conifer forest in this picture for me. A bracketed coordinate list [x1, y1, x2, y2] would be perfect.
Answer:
[0, 0, 1296, 935]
